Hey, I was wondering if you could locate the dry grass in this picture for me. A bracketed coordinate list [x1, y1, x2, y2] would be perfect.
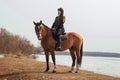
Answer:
[0, 56, 120, 80]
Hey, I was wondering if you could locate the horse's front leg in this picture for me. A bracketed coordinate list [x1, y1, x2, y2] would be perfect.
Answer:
[51, 52, 56, 73]
[45, 52, 50, 72]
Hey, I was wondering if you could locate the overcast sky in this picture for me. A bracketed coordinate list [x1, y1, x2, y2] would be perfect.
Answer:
[0, 0, 120, 53]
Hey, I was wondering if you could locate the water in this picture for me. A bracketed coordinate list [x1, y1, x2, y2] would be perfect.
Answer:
[36, 55, 120, 78]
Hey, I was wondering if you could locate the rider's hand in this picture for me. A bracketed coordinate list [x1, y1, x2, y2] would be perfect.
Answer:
[52, 28, 55, 30]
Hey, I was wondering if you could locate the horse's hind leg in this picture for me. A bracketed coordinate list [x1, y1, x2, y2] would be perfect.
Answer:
[75, 48, 80, 73]
[69, 48, 76, 73]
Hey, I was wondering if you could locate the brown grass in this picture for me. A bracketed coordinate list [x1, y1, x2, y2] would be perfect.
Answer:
[0, 56, 120, 80]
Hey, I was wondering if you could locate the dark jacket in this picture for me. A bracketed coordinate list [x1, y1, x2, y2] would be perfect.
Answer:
[52, 16, 65, 35]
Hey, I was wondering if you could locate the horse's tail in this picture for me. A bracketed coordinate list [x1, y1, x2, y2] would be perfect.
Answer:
[80, 41, 83, 67]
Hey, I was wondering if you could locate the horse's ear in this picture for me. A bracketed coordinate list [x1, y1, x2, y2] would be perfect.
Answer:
[40, 20, 42, 24]
[33, 21, 36, 25]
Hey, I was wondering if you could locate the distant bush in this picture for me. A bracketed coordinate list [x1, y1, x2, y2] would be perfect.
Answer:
[0, 28, 34, 56]
[33, 46, 43, 54]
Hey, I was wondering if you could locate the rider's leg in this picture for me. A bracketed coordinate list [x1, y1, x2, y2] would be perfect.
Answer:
[58, 35, 62, 49]
[56, 29, 62, 49]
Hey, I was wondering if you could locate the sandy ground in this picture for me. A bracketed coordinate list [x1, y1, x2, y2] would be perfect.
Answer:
[0, 56, 120, 80]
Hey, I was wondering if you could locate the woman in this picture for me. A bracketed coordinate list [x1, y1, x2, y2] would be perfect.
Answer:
[51, 8, 66, 49]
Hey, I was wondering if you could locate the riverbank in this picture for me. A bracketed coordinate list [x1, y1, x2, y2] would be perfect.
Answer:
[0, 56, 119, 80]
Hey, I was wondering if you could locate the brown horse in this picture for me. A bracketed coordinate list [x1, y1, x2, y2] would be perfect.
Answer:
[33, 21, 83, 73]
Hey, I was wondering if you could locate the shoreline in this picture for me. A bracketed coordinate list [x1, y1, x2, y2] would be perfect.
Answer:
[0, 56, 120, 80]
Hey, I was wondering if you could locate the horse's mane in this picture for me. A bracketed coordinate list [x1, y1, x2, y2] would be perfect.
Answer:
[42, 23, 52, 36]
[42, 23, 51, 30]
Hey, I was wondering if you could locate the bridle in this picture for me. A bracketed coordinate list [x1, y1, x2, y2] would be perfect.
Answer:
[36, 24, 43, 40]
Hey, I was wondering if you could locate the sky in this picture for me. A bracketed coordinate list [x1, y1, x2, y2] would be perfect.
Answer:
[0, 0, 120, 53]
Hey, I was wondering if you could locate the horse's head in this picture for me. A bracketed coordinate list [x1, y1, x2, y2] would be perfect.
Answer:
[33, 20, 49, 40]
[33, 20, 43, 40]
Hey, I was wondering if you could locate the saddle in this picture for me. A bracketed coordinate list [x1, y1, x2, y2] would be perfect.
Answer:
[52, 30, 67, 50]
[52, 30, 67, 42]
[60, 34, 67, 41]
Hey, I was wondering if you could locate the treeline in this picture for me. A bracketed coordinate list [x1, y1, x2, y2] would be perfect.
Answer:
[0, 28, 42, 56]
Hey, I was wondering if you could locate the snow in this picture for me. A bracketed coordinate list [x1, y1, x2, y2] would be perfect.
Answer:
[0, 54, 4, 58]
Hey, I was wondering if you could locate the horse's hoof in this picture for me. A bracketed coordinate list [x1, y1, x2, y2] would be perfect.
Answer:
[44, 70, 48, 72]
[52, 70, 56, 73]
[75, 71, 79, 73]
[68, 70, 73, 73]
[44, 69, 49, 72]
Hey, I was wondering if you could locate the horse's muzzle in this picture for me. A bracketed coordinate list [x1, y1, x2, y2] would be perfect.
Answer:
[38, 37, 42, 40]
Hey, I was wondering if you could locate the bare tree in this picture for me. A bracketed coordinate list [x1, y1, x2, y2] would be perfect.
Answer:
[0, 28, 34, 56]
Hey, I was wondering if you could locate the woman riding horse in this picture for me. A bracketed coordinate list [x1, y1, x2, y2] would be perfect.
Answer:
[33, 20, 83, 73]
[51, 8, 66, 49]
